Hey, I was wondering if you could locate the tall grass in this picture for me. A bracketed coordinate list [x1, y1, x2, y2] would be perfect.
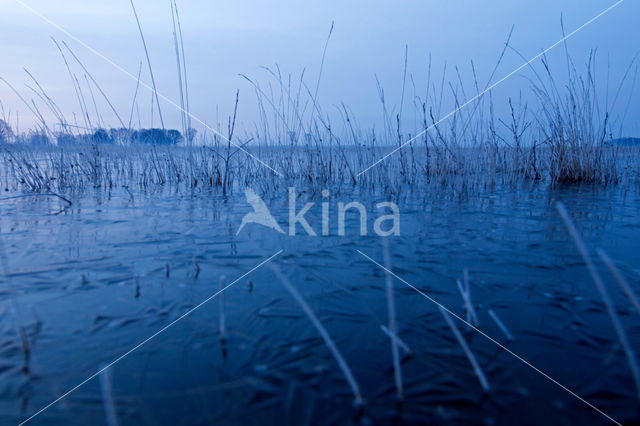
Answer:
[0, 24, 638, 195]
[0, 141, 636, 196]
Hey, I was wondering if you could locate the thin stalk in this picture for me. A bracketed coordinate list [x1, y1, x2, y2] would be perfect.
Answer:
[129, 0, 165, 129]
[382, 238, 403, 399]
[51, 37, 89, 132]
[173, 0, 191, 133]
[270, 264, 363, 405]
[99, 365, 119, 426]
[596, 248, 640, 316]
[488, 309, 514, 341]
[440, 306, 490, 392]
[170, 0, 187, 139]
[219, 275, 226, 342]
[557, 202, 640, 399]
[62, 41, 125, 128]
[128, 62, 143, 131]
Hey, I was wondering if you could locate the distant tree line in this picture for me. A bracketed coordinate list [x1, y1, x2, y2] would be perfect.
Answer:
[0, 120, 196, 146]
[58, 128, 195, 146]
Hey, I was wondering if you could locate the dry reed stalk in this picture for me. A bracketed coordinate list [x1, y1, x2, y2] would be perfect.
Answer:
[488, 309, 514, 341]
[51, 38, 90, 132]
[596, 249, 640, 316]
[170, 0, 187, 140]
[382, 238, 403, 399]
[439, 306, 490, 392]
[457, 269, 478, 326]
[170, 0, 194, 184]
[219, 275, 226, 342]
[128, 62, 143, 130]
[99, 365, 119, 426]
[557, 202, 640, 399]
[129, 0, 164, 129]
[270, 264, 363, 405]
[380, 325, 412, 354]
[0, 219, 31, 374]
[173, 0, 191, 133]
[61, 41, 126, 128]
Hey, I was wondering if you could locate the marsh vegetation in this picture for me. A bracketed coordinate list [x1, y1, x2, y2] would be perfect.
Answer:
[0, 8, 639, 425]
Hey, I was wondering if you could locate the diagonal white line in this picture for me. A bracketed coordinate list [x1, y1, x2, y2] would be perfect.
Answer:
[18, 250, 283, 426]
[357, 0, 626, 177]
[12, 0, 283, 177]
[356, 249, 622, 426]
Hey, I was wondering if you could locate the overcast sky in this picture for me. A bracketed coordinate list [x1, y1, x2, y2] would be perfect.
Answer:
[1, 0, 639, 137]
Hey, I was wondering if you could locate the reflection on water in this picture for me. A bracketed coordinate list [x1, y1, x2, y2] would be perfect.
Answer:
[0, 184, 639, 425]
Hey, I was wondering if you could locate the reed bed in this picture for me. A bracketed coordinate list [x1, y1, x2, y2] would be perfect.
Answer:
[0, 141, 636, 197]
[1, 44, 637, 197]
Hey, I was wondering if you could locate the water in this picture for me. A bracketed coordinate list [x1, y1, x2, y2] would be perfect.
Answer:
[1, 183, 639, 425]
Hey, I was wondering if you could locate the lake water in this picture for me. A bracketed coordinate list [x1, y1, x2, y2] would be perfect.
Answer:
[1, 183, 639, 425]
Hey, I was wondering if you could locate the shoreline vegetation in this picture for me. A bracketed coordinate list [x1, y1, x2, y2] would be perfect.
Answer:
[0, 16, 638, 196]
[1, 70, 638, 195]
[0, 143, 638, 196]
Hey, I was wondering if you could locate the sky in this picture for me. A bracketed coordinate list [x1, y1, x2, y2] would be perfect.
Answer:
[1, 0, 639, 138]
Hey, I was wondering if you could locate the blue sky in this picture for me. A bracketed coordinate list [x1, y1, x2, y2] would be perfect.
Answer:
[1, 0, 638, 137]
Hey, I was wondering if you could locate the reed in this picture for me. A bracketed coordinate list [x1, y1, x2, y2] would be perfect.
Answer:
[0, 215, 31, 374]
[382, 238, 403, 400]
[99, 365, 120, 426]
[270, 264, 363, 405]
[380, 325, 412, 354]
[557, 202, 640, 399]
[596, 249, 640, 316]
[61, 41, 126, 129]
[0, 22, 638, 196]
[129, 0, 164, 129]
[457, 269, 478, 326]
[218, 275, 226, 343]
[439, 306, 490, 392]
[488, 309, 514, 342]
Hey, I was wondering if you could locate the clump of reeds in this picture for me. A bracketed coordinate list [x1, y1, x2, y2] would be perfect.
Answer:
[0, 19, 638, 196]
[534, 54, 618, 185]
